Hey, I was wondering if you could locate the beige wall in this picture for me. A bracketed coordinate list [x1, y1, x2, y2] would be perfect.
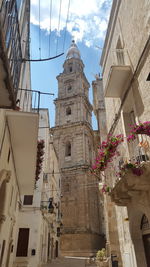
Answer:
[13, 109, 61, 267]
[0, 110, 20, 267]
[99, 0, 150, 266]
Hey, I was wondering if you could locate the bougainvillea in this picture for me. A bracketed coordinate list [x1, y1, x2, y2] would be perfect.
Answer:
[127, 121, 150, 142]
[35, 140, 45, 181]
[116, 161, 143, 178]
[92, 134, 124, 174]
[101, 184, 111, 194]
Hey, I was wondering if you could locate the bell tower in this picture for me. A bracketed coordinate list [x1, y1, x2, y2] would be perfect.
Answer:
[52, 41, 104, 256]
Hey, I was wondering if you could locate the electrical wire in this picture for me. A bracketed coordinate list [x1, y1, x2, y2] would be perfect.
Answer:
[22, 53, 64, 62]
[63, 0, 71, 52]
[56, 0, 62, 55]
[39, 0, 41, 59]
[49, 0, 52, 57]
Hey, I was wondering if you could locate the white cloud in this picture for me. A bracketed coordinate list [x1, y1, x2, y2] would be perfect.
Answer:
[31, 0, 112, 47]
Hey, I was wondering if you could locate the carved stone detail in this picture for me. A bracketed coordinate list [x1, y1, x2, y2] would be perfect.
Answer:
[0, 214, 6, 224]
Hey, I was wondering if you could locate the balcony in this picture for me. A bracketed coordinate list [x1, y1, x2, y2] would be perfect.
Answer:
[104, 50, 132, 98]
[6, 110, 39, 195]
[41, 199, 55, 215]
[110, 160, 150, 206]
[0, 0, 22, 108]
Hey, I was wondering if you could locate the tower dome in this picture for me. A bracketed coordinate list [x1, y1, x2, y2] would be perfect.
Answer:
[66, 40, 81, 59]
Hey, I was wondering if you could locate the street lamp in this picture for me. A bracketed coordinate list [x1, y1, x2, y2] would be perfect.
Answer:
[48, 198, 54, 213]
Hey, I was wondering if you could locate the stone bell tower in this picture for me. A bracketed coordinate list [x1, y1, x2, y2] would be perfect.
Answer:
[52, 41, 104, 256]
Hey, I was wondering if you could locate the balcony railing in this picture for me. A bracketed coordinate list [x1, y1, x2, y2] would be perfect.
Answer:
[16, 89, 54, 113]
[0, 0, 22, 105]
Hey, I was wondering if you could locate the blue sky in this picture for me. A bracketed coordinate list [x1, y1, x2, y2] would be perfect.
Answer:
[30, 0, 113, 129]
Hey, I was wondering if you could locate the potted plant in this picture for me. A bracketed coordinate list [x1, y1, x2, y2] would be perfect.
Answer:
[96, 248, 108, 267]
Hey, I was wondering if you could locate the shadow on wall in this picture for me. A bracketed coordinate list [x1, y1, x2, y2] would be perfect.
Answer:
[132, 79, 144, 117]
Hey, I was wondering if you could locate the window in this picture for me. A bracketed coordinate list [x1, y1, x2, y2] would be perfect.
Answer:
[65, 142, 71, 157]
[147, 73, 150, 81]
[16, 228, 29, 257]
[23, 195, 33, 205]
[0, 240, 5, 266]
[69, 66, 72, 72]
[66, 107, 71, 115]
[7, 149, 10, 163]
[116, 37, 124, 65]
[68, 85, 72, 91]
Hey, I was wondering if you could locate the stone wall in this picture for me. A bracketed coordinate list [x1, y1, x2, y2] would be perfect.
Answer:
[99, 0, 150, 266]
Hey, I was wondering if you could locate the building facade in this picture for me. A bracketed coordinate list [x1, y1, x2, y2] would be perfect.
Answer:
[52, 41, 104, 256]
[13, 109, 61, 267]
[94, 0, 150, 266]
[0, 1, 39, 266]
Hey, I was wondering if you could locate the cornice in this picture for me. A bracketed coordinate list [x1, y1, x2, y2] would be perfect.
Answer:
[54, 94, 93, 111]
[51, 120, 94, 135]
[61, 163, 91, 172]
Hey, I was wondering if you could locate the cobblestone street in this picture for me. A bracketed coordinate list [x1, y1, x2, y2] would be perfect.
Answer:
[41, 257, 97, 267]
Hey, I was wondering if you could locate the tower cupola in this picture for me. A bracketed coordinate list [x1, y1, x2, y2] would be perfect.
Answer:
[63, 40, 84, 74]
[66, 40, 81, 60]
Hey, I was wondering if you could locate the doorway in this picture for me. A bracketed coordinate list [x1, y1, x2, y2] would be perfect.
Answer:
[141, 214, 150, 266]
[55, 241, 58, 258]
[143, 234, 150, 266]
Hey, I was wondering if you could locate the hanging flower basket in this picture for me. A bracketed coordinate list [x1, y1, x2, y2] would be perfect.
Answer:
[127, 121, 150, 142]
[92, 134, 124, 174]
[116, 161, 144, 178]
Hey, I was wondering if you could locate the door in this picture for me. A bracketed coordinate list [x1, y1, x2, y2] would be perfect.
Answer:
[16, 228, 29, 257]
[55, 241, 58, 258]
[143, 234, 150, 266]
[0, 240, 6, 266]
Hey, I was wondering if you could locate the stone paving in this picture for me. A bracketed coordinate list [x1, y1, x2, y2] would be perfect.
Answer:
[41, 257, 97, 267]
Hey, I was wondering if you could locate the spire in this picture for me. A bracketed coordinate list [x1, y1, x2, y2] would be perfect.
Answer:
[66, 40, 81, 60]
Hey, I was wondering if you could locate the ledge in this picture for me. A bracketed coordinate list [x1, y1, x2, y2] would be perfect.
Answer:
[104, 65, 132, 98]
[6, 110, 39, 195]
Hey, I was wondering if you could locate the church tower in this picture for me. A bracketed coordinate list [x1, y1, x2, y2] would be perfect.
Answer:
[52, 41, 104, 256]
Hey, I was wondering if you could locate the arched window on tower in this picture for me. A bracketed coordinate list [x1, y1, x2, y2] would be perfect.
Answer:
[66, 107, 71, 115]
[68, 85, 72, 92]
[65, 142, 71, 157]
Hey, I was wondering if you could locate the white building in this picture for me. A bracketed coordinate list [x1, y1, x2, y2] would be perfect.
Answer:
[0, 1, 39, 266]
[14, 109, 61, 267]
